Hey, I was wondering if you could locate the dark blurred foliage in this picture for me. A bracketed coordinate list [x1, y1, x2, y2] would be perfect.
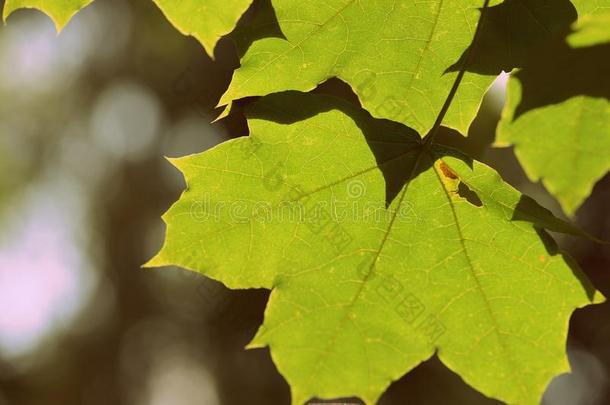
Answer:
[0, 0, 608, 404]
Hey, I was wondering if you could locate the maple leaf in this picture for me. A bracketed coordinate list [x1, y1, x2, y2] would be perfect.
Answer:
[219, 0, 591, 136]
[219, 0, 503, 135]
[148, 92, 603, 405]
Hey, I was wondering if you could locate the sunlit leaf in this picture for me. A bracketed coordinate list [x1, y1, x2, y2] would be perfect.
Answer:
[149, 92, 603, 405]
[219, 0, 587, 136]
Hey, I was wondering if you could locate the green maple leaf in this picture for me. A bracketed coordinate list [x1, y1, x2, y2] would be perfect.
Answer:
[219, 0, 585, 136]
[148, 92, 603, 405]
[497, 11, 610, 215]
[152, 0, 253, 56]
[220, 0, 503, 136]
[2, 0, 93, 30]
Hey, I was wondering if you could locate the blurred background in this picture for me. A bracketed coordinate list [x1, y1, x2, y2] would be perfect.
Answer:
[0, 0, 608, 404]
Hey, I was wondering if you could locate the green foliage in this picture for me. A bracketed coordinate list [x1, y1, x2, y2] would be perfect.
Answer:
[220, 0, 501, 135]
[5, 0, 610, 404]
[148, 92, 603, 405]
[2, 0, 251, 55]
[219, 0, 603, 136]
[497, 10, 610, 214]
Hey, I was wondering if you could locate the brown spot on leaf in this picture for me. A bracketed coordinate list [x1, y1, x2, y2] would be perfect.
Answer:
[439, 161, 458, 180]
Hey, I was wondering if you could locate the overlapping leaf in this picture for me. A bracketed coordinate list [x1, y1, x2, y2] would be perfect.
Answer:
[149, 92, 603, 405]
[220, 0, 505, 135]
[497, 11, 610, 215]
[219, 0, 588, 136]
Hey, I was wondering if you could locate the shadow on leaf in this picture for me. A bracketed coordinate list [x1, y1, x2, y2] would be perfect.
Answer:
[230, 0, 285, 57]
[447, 0, 577, 75]
[534, 228, 598, 300]
[511, 41, 610, 119]
[245, 91, 432, 206]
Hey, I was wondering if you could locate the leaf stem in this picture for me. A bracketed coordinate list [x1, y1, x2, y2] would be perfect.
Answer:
[423, 0, 491, 146]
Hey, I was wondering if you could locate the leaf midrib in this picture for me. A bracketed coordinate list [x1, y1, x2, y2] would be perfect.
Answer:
[301, 142, 429, 395]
